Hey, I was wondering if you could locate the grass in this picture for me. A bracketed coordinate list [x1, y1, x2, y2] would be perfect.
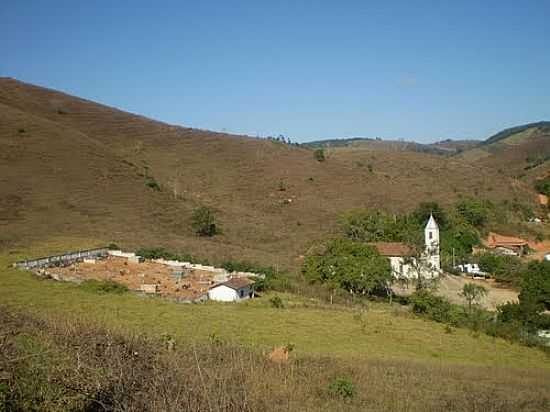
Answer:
[3, 308, 550, 411]
[1, 251, 549, 369]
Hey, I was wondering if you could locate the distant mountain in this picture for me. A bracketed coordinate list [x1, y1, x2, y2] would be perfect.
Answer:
[303, 137, 479, 156]
[483, 121, 550, 146]
[458, 121, 550, 179]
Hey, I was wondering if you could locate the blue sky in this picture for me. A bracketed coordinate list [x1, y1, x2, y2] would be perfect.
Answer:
[1, 1, 549, 142]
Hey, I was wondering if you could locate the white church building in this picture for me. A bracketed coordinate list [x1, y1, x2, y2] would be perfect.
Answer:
[370, 214, 441, 280]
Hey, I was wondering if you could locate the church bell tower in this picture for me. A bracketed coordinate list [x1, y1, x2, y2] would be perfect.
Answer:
[424, 214, 441, 272]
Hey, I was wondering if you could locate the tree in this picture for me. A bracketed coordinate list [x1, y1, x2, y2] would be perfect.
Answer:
[302, 238, 392, 297]
[402, 234, 435, 291]
[519, 261, 550, 311]
[455, 198, 490, 228]
[411, 201, 447, 229]
[191, 206, 219, 236]
[340, 209, 417, 243]
[459, 283, 488, 313]
[478, 254, 524, 285]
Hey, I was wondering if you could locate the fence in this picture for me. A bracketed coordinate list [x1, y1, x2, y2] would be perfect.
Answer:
[13, 248, 109, 270]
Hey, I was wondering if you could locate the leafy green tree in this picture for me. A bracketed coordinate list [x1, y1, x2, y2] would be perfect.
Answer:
[191, 206, 219, 236]
[455, 198, 490, 228]
[340, 209, 418, 243]
[534, 178, 550, 197]
[497, 261, 550, 331]
[519, 261, 550, 311]
[302, 238, 392, 296]
[411, 201, 448, 229]
[478, 254, 524, 285]
[460, 283, 488, 313]
[440, 221, 480, 262]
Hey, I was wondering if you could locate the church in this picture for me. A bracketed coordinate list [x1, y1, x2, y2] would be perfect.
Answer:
[370, 214, 441, 280]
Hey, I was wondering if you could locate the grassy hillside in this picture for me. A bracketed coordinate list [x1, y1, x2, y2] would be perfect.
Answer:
[304, 137, 454, 155]
[0, 78, 537, 269]
[2, 245, 550, 410]
[458, 123, 550, 179]
[4, 306, 550, 412]
[483, 121, 550, 146]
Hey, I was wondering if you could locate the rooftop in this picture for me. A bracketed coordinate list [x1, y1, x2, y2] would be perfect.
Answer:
[485, 232, 528, 248]
[214, 277, 255, 291]
[369, 242, 412, 257]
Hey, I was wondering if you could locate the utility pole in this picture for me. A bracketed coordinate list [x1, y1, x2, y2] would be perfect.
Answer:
[452, 248, 456, 269]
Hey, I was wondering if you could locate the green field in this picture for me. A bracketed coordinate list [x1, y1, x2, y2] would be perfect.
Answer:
[1, 250, 549, 370]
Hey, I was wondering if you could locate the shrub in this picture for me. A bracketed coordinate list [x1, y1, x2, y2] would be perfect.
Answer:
[478, 254, 524, 285]
[80, 280, 128, 295]
[519, 260, 550, 311]
[145, 177, 161, 191]
[221, 260, 282, 291]
[17, 128, 25, 134]
[135, 247, 198, 264]
[460, 283, 488, 313]
[269, 295, 284, 309]
[328, 377, 355, 400]
[535, 178, 550, 197]
[409, 290, 453, 323]
[191, 206, 219, 237]
[107, 243, 120, 250]
[313, 148, 326, 162]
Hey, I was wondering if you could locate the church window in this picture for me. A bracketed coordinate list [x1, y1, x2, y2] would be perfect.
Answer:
[429, 232, 433, 240]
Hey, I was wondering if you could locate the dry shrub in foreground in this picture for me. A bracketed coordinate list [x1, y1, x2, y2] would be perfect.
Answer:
[1, 307, 549, 412]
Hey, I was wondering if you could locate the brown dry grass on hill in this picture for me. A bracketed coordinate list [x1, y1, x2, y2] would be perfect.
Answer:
[2, 307, 550, 412]
[457, 126, 550, 180]
[0, 77, 536, 269]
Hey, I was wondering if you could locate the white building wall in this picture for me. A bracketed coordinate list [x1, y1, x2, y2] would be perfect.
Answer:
[388, 256, 438, 280]
[208, 285, 239, 302]
[208, 285, 252, 302]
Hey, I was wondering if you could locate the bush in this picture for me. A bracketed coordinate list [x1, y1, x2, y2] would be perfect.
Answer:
[136, 247, 197, 263]
[519, 260, 550, 311]
[269, 295, 284, 309]
[478, 254, 524, 285]
[409, 290, 453, 323]
[313, 148, 326, 162]
[191, 206, 219, 237]
[107, 243, 119, 250]
[80, 280, 128, 295]
[145, 177, 161, 191]
[328, 377, 355, 400]
[221, 260, 282, 291]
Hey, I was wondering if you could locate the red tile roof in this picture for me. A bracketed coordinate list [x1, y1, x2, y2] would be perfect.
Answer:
[369, 242, 412, 257]
[485, 232, 528, 248]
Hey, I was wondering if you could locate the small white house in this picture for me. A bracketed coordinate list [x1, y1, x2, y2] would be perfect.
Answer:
[208, 278, 255, 302]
